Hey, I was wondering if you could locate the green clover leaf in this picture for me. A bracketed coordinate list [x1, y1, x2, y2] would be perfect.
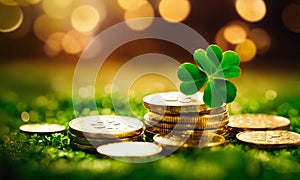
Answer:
[177, 44, 241, 108]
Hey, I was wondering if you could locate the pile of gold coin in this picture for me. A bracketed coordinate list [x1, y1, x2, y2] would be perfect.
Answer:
[228, 114, 300, 149]
[143, 92, 229, 147]
[68, 115, 145, 152]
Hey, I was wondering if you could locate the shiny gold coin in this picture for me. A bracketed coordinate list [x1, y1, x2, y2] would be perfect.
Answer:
[146, 126, 227, 137]
[145, 117, 228, 130]
[228, 114, 290, 132]
[143, 92, 227, 114]
[236, 130, 300, 149]
[146, 111, 229, 124]
[68, 115, 144, 138]
[154, 133, 225, 148]
[144, 112, 229, 129]
[97, 142, 162, 158]
[19, 123, 65, 134]
[68, 132, 143, 146]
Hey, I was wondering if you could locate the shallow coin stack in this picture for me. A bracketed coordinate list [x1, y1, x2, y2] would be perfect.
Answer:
[228, 114, 300, 149]
[143, 92, 229, 147]
[68, 115, 144, 152]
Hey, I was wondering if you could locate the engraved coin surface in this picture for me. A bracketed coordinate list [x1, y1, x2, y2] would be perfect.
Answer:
[143, 92, 227, 114]
[236, 130, 300, 148]
[97, 142, 162, 157]
[19, 123, 65, 133]
[68, 115, 144, 138]
[228, 114, 290, 131]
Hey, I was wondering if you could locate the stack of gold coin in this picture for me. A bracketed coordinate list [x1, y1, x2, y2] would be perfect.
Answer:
[68, 115, 144, 152]
[143, 92, 229, 147]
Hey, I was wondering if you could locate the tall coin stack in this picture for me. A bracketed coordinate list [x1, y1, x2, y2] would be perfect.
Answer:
[143, 92, 229, 147]
[68, 115, 144, 152]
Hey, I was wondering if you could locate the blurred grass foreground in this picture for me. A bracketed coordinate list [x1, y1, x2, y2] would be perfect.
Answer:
[0, 59, 300, 179]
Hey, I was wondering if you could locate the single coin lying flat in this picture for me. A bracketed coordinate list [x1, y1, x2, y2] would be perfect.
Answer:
[228, 114, 290, 131]
[19, 123, 66, 133]
[236, 130, 300, 149]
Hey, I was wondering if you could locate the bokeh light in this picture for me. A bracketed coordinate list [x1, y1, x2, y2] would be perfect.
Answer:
[282, 3, 300, 33]
[62, 30, 92, 55]
[159, 0, 191, 23]
[42, 0, 73, 20]
[44, 32, 65, 57]
[33, 14, 68, 42]
[124, 1, 154, 31]
[265, 89, 277, 101]
[223, 24, 247, 44]
[0, 0, 18, 6]
[71, 5, 100, 33]
[117, 0, 146, 10]
[0, 4, 23, 32]
[21, 111, 30, 122]
[215, 27, 229, 51]
[235, 0, 267, 22]
[235, 39, 257, 62]
[248, 28, 271, 54]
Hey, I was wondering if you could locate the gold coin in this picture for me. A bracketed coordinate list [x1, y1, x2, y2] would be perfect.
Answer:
[228, 114, 290, 132]
[145, 113, 229, 129]
[144, 116, 228, 130]
[68, 132, 143, 146]
[154, 133, 225, 148]
[19, 123, 65, 134]
[143, 92, 227, 114]
[236, 130, 300, 149]
[146, 111, 229, 124]
[146, 126, 228, 137]
[97, 142, 162, 158]
[68, 115, 144, 138]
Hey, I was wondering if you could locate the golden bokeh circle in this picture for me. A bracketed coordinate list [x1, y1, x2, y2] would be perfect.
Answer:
[235, 39, 257, 62]
[124, 1, 154, 31]
[159, 0, 191, 23]
[223, 24, 247, 44]
[0, 4, 23, 33]
[235, 0, 267, 22]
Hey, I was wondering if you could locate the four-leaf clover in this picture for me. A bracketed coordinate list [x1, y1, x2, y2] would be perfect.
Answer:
[177, 44, 241, 108]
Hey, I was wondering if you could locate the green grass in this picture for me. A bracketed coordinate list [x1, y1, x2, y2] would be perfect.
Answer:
[0, 61, 300, 179]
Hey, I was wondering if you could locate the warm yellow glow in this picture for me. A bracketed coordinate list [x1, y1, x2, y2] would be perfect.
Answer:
[117, 0, 146, 10]
[19, 0, 41, 6]
[124, 1, 154, 31]
[33, 15, 67, 41]
[71, 5, 100, 33]
[0, 4, 23, 33]
[42, 0, 73, 19]
[62, 30, 92, 55]
[215, 27, 229, 51]
[21, 111, 30, 122]
[159, 0, 191, 22]
[223, 24, 247, 44]
[265, 89, 277, 101]
[227, 20, 250, 34]
[44, 32, 65, 57]
[235, 39, 257, 62]
[0, 0, 18, 6]
[282, 3, 300, 33]
[248, 28, 271, 54]
[235, 0, 266, 22]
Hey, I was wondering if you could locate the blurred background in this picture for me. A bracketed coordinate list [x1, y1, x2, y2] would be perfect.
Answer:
[0, 0, 299, 63]
[0, 0, 299, 102]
